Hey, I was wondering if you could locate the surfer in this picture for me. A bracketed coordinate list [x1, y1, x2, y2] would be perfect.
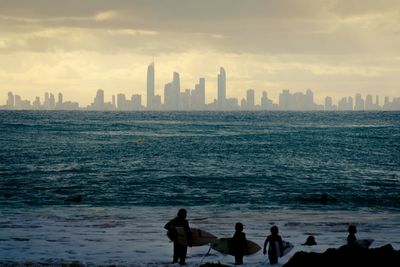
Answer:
[164, 209, 192, 265]
[231, 222, 247, 265]
[263, 226, 284, 265]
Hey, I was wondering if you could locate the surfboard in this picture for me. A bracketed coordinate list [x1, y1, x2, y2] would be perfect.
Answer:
[210, 238, 261, 256]
[276, 241, 294, 257]
[167, 227, 217, 246]
[356, 239, 374, 249]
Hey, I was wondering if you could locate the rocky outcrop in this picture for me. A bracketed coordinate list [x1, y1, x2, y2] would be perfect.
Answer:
[284, 244, 400, 267]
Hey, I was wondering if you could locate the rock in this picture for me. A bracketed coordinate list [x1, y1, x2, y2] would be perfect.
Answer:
[284, 244, 400, 267]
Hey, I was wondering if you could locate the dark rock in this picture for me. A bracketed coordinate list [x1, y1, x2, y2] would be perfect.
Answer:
[284, 244, 400, 267]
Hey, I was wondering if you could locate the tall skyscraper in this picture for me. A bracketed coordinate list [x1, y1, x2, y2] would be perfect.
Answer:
[246, 89, 255, 110]
[147, 62, 155, 110]
[217, 67, 226, 110]
[6, 92, 14, 109]
[49, 93, 55, 109]
[57, 93, 63, 109]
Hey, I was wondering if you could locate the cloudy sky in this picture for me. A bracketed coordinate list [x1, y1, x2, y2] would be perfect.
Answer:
[1, 0, 399, 106]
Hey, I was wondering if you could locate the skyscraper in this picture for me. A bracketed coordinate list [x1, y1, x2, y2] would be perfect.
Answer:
[191, 78, 205, 110]
[164, 72, 180, 110]
[147, 62, 155, 110]
[6, 92, 14, 109]
[246, 89, 255, 110]
[217, 67, 226, 110]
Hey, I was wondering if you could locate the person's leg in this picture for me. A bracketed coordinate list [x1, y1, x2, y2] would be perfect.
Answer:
[234, 254, 243, 265]
[173, 242, 179, 263]
[178, 244, 187, 265]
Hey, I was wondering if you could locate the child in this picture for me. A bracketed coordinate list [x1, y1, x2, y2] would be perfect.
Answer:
[347, 225, 357, 248]
[263, 226, 284, 265]
[232, 222, 247, 265]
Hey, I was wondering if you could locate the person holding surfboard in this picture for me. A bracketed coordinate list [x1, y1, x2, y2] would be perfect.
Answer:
[263, 226, 284, 265]
[231, 222, 247, 265]
[164, 209, 192, 265]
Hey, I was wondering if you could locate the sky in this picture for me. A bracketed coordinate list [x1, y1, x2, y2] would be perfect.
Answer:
[1, 0, 399, 106]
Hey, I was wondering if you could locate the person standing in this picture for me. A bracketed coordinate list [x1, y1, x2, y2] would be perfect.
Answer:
[164, 209, 192, 265]
[231, 222, 247, 265]
[347, 225, 357, 248]
[263, 226, 284, 265]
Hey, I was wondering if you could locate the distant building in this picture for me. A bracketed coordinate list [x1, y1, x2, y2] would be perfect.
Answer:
[131, 94, 142, 110]
[164, 72, 180, 110]
[246, 89, 255, 110]
[191, 78, 205, 110]
[324, 96, 336, 111]
[6, 92, 14, 109]
[217, 67, 226, 110]
[261, 91, 273, 110]
[147, 62, 155, 110]
[354, 93, 364, 111]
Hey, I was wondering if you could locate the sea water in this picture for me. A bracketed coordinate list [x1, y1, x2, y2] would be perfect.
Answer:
[0, 111, 399, 266]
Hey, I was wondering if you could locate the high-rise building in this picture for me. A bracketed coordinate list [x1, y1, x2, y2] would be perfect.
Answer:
[180, 89, 191, 110]
[6, 92, 14, 109]
[49, 93, 56, 109]
[117, 93, 127, 110]
[91, 89, 105, 110]
[325, 96, 333, 111]
[33, 96, 41, 109]
[279, 89, 292, 110]
[246, 89, 255, 110]
[365, 94, 373, 110]
[261, 91, 273, 110]
[354, 93, 364, 111]
[131, 94, 142, 110]
[191, 78, 205, 110]
[217, 67, 226, 110]
[57, 93, 63, 109]
[147, 62, 155, 110]
[164, 72, 180, 110]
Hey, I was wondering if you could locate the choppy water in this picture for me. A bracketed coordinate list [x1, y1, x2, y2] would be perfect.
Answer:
[0, 111, 399, 265]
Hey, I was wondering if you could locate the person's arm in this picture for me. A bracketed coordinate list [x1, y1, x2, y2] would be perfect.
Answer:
[263, 236, 269, 255]
[164, 218, 176, 230]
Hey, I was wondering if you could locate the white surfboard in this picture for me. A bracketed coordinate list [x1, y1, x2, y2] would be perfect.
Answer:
[275, 240, 294, 257]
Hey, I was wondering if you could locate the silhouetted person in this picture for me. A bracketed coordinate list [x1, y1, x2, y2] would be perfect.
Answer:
[231, 222, 247, 265]
[263, 226, 284, 265]
[302, 235, 317, 246]
[347, 225, 357, 248]
[164, 209, 192, 265]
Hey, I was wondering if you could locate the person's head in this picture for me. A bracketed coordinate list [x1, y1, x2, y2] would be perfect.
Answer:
[177, 208, 187, 219]
[270, 226, 279, 234]
[348, 225, 357, 234]
[235, 222, 244, 232]
[303, 235, 317, 246]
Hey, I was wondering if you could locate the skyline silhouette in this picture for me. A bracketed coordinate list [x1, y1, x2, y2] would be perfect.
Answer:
[2, 64, 400, 111]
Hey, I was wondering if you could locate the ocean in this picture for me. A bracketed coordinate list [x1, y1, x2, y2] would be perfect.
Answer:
[0, 111, 399, 266]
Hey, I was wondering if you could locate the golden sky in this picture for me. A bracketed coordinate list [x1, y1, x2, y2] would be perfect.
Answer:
[1, 0, 399, 106]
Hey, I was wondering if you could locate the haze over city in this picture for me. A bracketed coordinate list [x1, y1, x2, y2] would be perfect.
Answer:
[1, 0, 400, 106]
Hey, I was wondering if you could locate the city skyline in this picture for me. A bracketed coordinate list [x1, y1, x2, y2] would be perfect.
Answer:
[3, 64, 400, 111]
[1, 1, 400, 106]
